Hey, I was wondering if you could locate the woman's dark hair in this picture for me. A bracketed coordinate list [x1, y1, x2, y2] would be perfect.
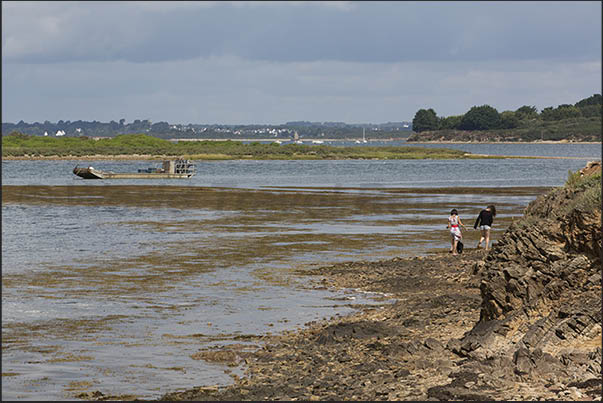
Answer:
[450, 209, 458, 215]
[487, 205, 496, 217]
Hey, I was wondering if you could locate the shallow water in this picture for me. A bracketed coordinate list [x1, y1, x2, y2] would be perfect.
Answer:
[2, 144, 600, 400]
[2, 151, 600, 189]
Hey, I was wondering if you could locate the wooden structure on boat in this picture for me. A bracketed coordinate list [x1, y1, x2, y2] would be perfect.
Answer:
[73, 159, 196, 179]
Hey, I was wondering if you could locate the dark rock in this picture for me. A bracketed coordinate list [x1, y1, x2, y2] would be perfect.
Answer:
[567, 377, 602, 389]
[427, 370, 495, 401]
[314, 320, 397, 344]
[402, 318, 419, 327]
[513, 347, 534, 375]
[424, 337, 444, 351]
[446, 338, 463, 355]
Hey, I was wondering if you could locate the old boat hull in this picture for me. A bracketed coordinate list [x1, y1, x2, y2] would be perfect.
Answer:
[73, 160, 195, 179]
[73, 167, 193, 179]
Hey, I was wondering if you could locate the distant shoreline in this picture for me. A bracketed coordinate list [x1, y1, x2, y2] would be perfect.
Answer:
[404, 140, 600, 145]
[2, 136, 600, 161]
[2, 154, 189, 161]
[2, 154, 600, 161]
[169, 138, 599, 145]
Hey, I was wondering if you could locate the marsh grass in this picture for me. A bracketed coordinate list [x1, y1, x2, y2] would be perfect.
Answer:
[3, 133, 488, 160]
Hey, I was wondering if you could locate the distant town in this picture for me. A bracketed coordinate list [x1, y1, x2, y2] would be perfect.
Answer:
[1, 120, 413, 141]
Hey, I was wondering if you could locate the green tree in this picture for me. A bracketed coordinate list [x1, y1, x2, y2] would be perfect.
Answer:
[575, 94, 602, 108]
[577, 104, 602, 118]
[439, 115, 462, 130]
[557, 105, 582, 119]
[412, 108, 439, 132]
[515, 105, 538, 120]
[500, 111, 519, 129]
[459, 105, 501, 130]
[542, 105, 582, 121]
[540, 107, 555, 121]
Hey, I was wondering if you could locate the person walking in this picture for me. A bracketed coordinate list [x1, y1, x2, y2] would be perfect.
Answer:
[447, 209, 465, 256]
[474, 205, 496, 250]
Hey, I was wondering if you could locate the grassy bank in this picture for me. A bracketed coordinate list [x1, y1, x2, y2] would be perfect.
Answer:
[2, 133, 488, 160]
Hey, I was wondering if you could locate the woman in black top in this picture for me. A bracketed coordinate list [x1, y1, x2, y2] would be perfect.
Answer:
[474, 205, 496, 250]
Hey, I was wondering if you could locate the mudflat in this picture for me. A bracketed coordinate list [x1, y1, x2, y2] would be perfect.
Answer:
[158, 241, 600, 401]
[158, 249, 488, 401]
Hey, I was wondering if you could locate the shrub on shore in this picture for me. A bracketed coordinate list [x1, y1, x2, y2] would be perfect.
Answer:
[407, 116, 601, 142]
[565, 168, 602, 213]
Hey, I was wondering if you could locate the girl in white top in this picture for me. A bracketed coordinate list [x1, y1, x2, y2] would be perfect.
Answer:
[447, 209, 466, 256]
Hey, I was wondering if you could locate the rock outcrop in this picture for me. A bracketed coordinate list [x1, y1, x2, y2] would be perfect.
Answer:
[439, 160, 602, 398]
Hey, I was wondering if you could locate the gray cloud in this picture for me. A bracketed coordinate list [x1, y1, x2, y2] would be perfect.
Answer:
[3, 56, 600, 124]
[3, 1, 601, 64]
[2, 1, 601, 124]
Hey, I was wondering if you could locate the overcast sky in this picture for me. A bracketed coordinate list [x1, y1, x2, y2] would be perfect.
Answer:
[2, 1, 601, 125]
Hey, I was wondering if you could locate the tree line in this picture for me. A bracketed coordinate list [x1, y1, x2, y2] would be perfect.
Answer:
[412, 94, 602, 133]
[1, 119, 412, 140]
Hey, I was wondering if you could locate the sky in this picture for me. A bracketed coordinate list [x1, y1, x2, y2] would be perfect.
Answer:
[2, 1, 601, 125]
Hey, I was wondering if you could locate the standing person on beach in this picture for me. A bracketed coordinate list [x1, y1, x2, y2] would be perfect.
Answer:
[447, 209, 465, 256]
[474, 205, 496, 250]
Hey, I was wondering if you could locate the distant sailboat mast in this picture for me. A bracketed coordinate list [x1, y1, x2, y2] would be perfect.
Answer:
[294, 130, 302, 144]
[356, 127, 368, 144]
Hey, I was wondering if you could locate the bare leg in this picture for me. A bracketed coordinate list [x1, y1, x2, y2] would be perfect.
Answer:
[478, 229, 486, 248]
[485, 229, 491, 250]
[452, 238, 458, 255]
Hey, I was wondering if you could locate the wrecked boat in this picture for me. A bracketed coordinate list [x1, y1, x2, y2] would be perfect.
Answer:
[73, 159, 196, 179]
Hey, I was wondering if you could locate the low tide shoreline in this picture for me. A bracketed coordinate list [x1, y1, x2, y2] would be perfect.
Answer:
[152, 247, 599, 401]
[82, 247, 599, 401]
[83, 249, 488, 401]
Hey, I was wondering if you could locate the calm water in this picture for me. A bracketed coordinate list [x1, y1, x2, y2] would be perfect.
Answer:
[2, 141, 600, 188]
[2, 143, 600, 400]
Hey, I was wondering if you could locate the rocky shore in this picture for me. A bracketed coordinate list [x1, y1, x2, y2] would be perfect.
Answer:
[158, 162, 602, 401]
[406, 128, 601, 143]
[85, 162, 602, 401]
